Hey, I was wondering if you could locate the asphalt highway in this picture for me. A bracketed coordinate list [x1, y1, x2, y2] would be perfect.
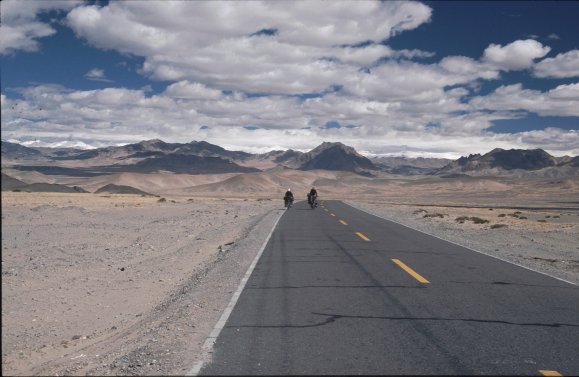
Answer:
[199, 200, 579, 375]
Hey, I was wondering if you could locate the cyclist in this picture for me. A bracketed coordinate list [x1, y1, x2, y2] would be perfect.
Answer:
[284, 188, 294, 208]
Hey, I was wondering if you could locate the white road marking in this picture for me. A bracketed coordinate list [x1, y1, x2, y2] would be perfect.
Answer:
[187, 209, 285, 375]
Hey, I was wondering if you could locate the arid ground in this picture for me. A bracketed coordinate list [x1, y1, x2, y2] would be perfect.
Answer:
[2, 173, 578, 376]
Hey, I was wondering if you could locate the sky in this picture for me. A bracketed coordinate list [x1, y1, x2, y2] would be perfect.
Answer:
[1, 0, 578, 158]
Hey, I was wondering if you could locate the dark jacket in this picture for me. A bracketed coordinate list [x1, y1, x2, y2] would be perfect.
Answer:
[284, 191, 294, 200]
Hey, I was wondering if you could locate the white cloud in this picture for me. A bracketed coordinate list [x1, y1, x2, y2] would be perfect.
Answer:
[534, 50, 579, 78]
[65, 1, 432, 95]
[164, 81, 224, 100]
[84, 68, 114, 82]
[470, 83, 579, 117]
[3, 81, 578, 158]
[482, 39, 551, 70]
[0, 0, 80, 55]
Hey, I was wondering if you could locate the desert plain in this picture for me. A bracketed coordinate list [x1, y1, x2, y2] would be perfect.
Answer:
[2, 169, 579, 376]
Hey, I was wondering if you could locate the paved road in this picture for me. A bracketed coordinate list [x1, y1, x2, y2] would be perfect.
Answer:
[199, 200, 579, 375]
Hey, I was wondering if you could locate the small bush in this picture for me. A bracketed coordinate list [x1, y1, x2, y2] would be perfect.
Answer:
[424, 213, 445, 218]
[456, 216, 489, 224]
[518, 216, 527, 220]
[514, 211, 522, 214]
[157, 197, 167, 203]
[488, 208, 494, 211]
[413, 209, 428, 215]
[490, 224, 508, 229]
[553, 215, 560, 218]
[545, 215, 551, 218]
[538, 220, 547, 223]
[498, 214, 506, 217]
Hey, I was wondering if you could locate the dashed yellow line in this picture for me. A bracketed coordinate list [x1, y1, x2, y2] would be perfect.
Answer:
[392, 259, 430, 284]
[539, 370, 563, 376]
[330, 213, 336, 217]
[355, 232, 370, 241]
[324, 208, 329, 212]
[339, 220, 348, 226]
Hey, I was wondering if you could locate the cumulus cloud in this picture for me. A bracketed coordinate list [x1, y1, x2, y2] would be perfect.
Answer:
[84, 68, 114, 82]
[65, 1, 432, 95]
[482, 39, 551, 70]
[533, 50, 579, 78]
[3, 79, 578, 158]
[0, 0, 80, 55]
[470, 83, 579, 117]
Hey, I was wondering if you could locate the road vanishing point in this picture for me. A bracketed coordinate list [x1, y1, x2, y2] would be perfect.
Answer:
[197, 200, 578, 376]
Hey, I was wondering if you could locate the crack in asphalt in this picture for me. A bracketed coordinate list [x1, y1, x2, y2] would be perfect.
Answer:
[227, 311, 579, 329]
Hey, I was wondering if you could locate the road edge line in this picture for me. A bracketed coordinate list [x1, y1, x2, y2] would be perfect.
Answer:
[187, 208, 285, 375]
[342, 201, 577, 287]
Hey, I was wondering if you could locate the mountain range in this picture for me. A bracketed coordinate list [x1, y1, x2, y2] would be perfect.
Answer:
[1, 140, 577, 178]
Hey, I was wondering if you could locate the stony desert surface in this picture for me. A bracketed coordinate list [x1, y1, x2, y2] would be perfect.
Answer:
[2, 173, 578, 376]
[2, 192, 281, 376]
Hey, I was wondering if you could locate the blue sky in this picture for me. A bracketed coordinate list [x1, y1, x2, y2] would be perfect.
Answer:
[1, 0, 578, 158]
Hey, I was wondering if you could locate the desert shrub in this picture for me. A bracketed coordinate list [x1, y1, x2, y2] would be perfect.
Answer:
[545, 215, 551, 218]
[490, 224, 508, 229]
[424, 213, 445, 218]
[413, 209, 428, 215]
[518, 216, 527, 220]
[538, 220, 547, 223]
[457, 216, 489, 224]
[514, 211, 522, 214]
[508, 213, 520, 218]
[498, 214, 506, 217]
[553, 215, 560, 218]
[488, 208, 494, 211]
[157, 197, 166, 203]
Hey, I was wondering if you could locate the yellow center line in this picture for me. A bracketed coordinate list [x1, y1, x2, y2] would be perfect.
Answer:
[339, 220, 348, 226]
[355, 232, 370, 241]
[392, 259, 430, 284]
[324, 208, 329, 212]
[330, 213, 336, 217]
[539, 370, 563, 376]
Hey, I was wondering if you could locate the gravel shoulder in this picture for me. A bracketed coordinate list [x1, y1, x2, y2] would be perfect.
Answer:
[345, 200, 579, 285]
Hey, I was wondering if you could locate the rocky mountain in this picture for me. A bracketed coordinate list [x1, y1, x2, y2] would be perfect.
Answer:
[94, 183, 154, 196]
[296, 142, 378, 174]
[1, 173, 27, 191]
[371, 156, 452, 175]
[48, 139, 252, 163]
[1, 141, 43, 160]
[437, 148, 572, 175]
[3, 140, 577, 178]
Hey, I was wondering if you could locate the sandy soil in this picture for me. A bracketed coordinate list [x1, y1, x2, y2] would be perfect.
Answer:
[1, 192, 281, 376]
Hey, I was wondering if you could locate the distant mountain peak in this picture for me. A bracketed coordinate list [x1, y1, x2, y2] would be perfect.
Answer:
[301, 141, 377, 173]
[438, 147, 560, 174]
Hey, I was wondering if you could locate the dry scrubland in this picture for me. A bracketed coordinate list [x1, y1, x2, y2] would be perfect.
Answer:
[2, 176, 579, 375]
